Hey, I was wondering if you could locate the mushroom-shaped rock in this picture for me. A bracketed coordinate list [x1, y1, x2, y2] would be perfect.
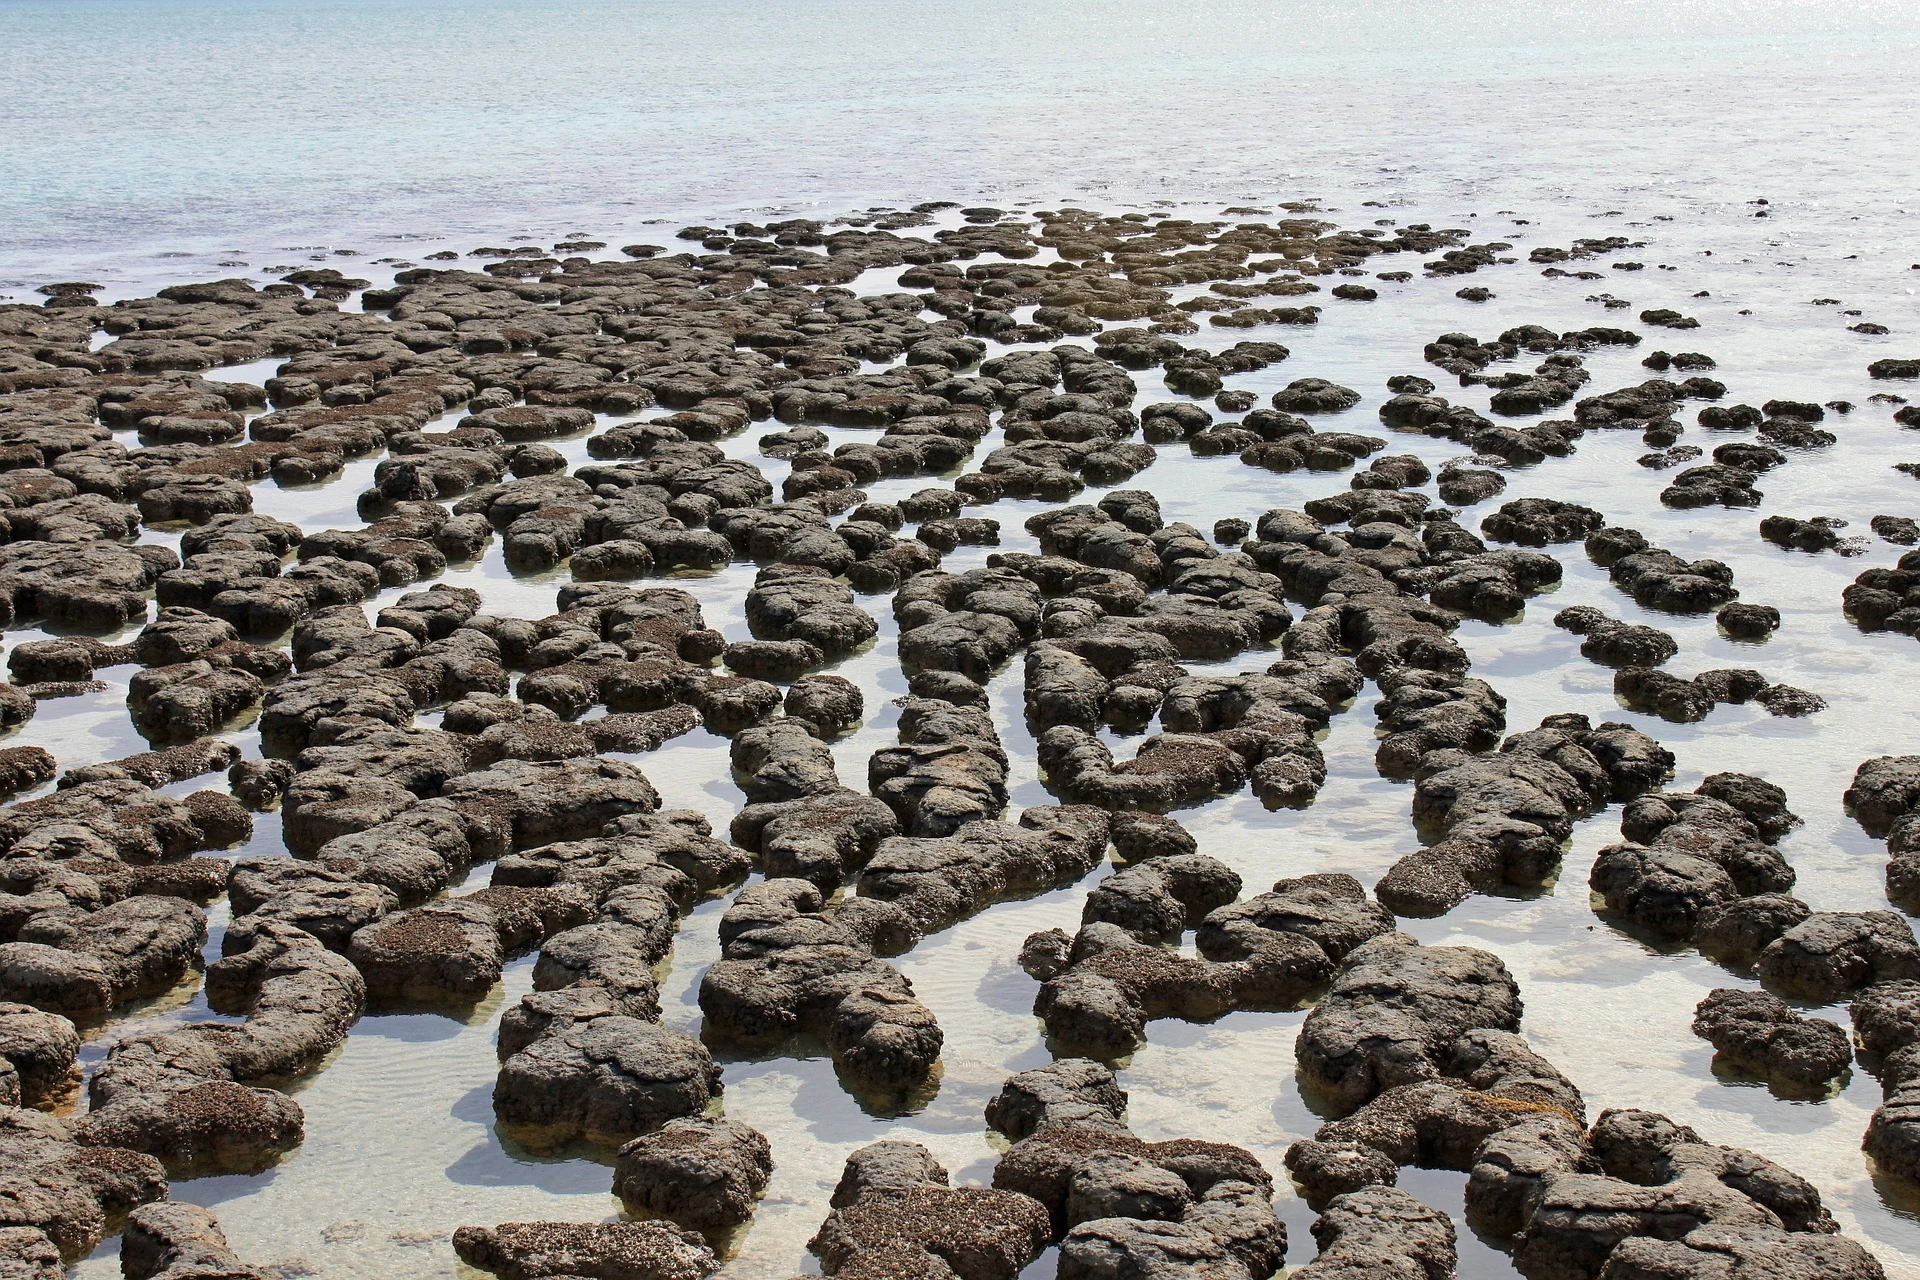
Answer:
[613, 1116, 773, 1232]
[493, 1017, 721, 1150]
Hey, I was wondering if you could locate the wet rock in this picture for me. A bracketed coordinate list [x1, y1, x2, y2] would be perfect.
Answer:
[227, 856, 398, 948]
[1369, 668, 1505, 774]
[1385, 715, 1670, 916]
[1593, 779, 1798, 943]
[1597, 1225, 1885, 1280]
[1691, 988, 1850, 1094]
[258, 670, 416, 754]
[59, 739, 238, 793]
[0, 895, 207, 1017]
[1033, 874, 1391, 1060]
[699, 880, 939, 1092]
[493, 1016, 720, 1149]
[732, 719, 842, 803]
[811, 1140, 1051, 1279]
[1757, 911, 1920, 1003]
[986, 1067, 1283, 1276]
[0, 1002, 80, 1107]
[1696, 895, 1812, 968]
[1297, 933, 1521, 1113]
[1761, 514, 1867, 556]
[986, 1058, 1131, 1142]
[612, 1116, 773, 1232]
[0, 747, 55, 798]
[1504, 1107, 1850, 1279]
[1716, 603, 1780, 639]
[128, 661, 264, 745]
[1107, 812, 1198, 864]
[1351, 453, 1431, 491]
[493, 809, 748, 905]
[1845, 755, 1920, 911]
[1554, 607, 1677, 668]
[0, 541, 174, 631]
[1272, 379, 1361, 414]
[1662, 463, 1763, 510]
[132, 608, 241, 667]
[1614, 667, 1778, 723]
[784, 673, 864, 735]
[1058, 1214, 1257, 1280]
[859, 806, 1110, 943]
[0, 1225, 61, 1279]
[1291, 1186, 1456, 1280]
[1873, 515, 1920, 546]
[347, 892, 581, 1004]
[1082, 855, 1242, 939]
[1759, 416, 1837, 449]
[0, 777, 242, 866]
[1641, 308, 1700, 330]
[1755, 683, 1826, 716]
[0, 1108, 166, 1260]
[76, 920, 362, 1173]
[1849, 981, 1920, 1185]
[1595, 538, 1739, 613]
[744, 564, 877, 657]
[730, 786, 899, 892]
[7, 640, 97, 686]
[1213, 518, 1251, 544]
[869, 695, 1008, 835]
[279, 765, 424, 855]
[1482, 498, 1606, 547]
[486, 814, 748, 1088]
[120, 1201, 270, 1280]
[452, 1221, 716, 1280]
[1437, 462, 1506, 506]
[441, 757, 660, 849]
[723, 638, 824, 682]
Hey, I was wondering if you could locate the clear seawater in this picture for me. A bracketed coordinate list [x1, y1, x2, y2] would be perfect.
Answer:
[4, 2, 1920, 1279]
[1, 0, 1918, 291]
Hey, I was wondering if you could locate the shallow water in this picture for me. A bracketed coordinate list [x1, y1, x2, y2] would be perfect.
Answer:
[0, 192, 1901, 1280]
[5, 0, 1920, 1275]
[2, 0, 1919, 292]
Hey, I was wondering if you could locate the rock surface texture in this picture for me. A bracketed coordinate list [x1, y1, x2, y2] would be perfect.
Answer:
[0, 201, 1901, 1278]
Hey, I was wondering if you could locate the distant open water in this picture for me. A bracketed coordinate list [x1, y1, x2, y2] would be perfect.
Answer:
[1, 0, 1918, 289]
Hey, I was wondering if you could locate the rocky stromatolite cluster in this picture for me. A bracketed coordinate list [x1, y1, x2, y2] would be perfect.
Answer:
[1280, 933, 1883, 1279]
[0, 200, 1907, 1276]
[1021, 865, 1394, 1059]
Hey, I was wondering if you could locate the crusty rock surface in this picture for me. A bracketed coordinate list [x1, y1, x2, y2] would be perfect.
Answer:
[698, 879, 940, 1093]
[453, 1220, 717, 1280]
[613, 1117, 772, 1232]
[810, 1139, 1051, 1279]
[1591, 774, 1801, 946]
[0, 1002, 80, 1108]
[1028, 873, 1393, 1060]
[1692, 988, 1851, 1095]
[120, 1201, 272, 1280]
[1378, 713, 1672, 917]
[0, 204, 1909, 1272]
[0, 1105, 168, 1260]
[980, 1060, 1285, 1278]
[1291, 1186, 1456, 1280]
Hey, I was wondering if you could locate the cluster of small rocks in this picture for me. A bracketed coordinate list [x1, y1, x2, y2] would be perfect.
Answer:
[0, 200, 1907, 1280]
